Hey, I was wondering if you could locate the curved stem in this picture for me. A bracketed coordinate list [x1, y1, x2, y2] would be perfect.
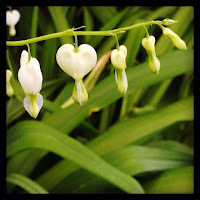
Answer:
[6, 20, 163, 46]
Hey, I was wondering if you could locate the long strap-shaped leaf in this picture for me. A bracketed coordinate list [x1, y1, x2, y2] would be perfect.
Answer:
[7, 121, 144, 194]
[6, 173, 49, 194]
[36, 96, 193, 190]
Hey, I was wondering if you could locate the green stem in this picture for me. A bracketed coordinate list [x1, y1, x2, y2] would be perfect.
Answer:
[26, 44, 31, 61]
[73, 31, 79, 52]
[6, 20, 163, 46]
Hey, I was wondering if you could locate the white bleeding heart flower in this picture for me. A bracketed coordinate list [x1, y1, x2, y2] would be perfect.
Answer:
[18, 50, 43, 118]
[6, 69, 14, 97]
[56, 44, 97, 105]
[111, 45, 128, 95]
[6, 9, 20, 36]
[142, 35, 160, 75]
[162, 27, 187, 50]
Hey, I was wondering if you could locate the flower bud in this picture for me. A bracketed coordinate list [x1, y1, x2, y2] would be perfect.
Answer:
[142, 35, 160, 74]
[111, 45, 128, 95]
[18, 50, 43, 118]
[6, 69, 14, 97]
[111, 45, 127, 70]
[56, 44, 97, 105]
[6, 9, 20, 36]
[142, 35, 156, 54]
[162, 18, 178, 26]
[162, 27, 187, 50]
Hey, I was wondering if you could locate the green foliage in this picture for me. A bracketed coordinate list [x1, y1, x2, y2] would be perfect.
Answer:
[6, 6, 193, 194]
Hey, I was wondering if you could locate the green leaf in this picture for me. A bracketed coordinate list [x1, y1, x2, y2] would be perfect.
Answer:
[37, 96, 193, 190]
[52, 142, 192, 193]
[30, 6, 39, 57]
[143, 166, 193, 193]
[7, 173, 49, 194]
[83, 7, 94, 42]
[48, 6, 73, 44]
[88, 6, 117, 24]
[7, 121, 144, 194]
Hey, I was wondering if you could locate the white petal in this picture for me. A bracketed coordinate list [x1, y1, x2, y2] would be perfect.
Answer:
[18, 53, 43, 95]
[115, 70, 118, 84]
[56, 44, 97, 80]
[122, 69, 128, 94]
[6, 9, 20, 26]
[23, 94, 43, 118]
[37, 93, 43, 111]
[20, 50, 29, 67]
[76, 81, 82, 105]
[23, 95, 31, 114]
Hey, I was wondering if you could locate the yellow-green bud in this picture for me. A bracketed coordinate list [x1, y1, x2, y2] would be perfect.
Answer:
[142, 35, 156, 54]
[6, 69, 14, 97]
[111, 45, 127, 70]
[72, 79, 88, 106]
[162, 27, 187, 50]
[142, 35, 160, 74]
[162, 18, 178, 26]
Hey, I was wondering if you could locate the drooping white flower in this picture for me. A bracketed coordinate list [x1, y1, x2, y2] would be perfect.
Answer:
[162, 27, 187, 50]
[56, 44, 97, 105]
[142, 35, 160, 75]
[6, 9, 20, 36]
[6, 69, 14, 97]
[18, 50, 43, 118]
[110, 45, 128, 95]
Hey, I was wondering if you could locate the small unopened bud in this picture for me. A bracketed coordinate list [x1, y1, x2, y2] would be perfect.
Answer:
[162, 27, 187, 50]
[142, 35, 160, 74]
[6, 69, 14, 97]
[162, 18, 178, 26]
[111, 45, 128, 95]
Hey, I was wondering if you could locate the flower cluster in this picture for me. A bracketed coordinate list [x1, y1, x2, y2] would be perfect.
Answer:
[6, 12, 187, 119]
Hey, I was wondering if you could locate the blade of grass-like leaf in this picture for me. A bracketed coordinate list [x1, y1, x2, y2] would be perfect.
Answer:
[30, 6, 39, 57]
[52, 143, 192, 193]
[37, 96, 193, 190]
[7, 121, 145, 194]
[87, 6, 117, 24]
[83, 7, 94, 42]
[143, 166, 193, 193]
[48, 6, 73, 44]
[7, 173, 49, 194]
[89, 7, 131, 48]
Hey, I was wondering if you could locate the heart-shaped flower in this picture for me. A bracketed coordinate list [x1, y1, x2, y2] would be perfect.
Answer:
[18, 50, 43, 118]
[6, 9, 20, 36]
[56, 44, 97, 105]
[110, 45, 128, 95]
[142, 35, 160, 75]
